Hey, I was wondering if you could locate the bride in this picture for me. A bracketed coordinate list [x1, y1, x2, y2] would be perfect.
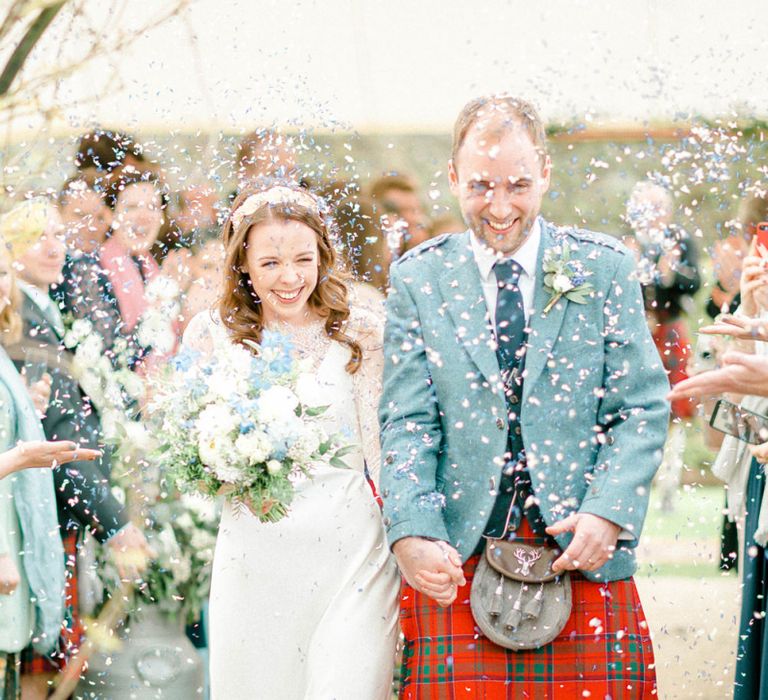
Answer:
[182, 183, 400, 699]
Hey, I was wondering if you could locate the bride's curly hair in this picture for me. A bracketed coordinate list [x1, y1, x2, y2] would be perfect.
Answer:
[219, 186, 362, 374]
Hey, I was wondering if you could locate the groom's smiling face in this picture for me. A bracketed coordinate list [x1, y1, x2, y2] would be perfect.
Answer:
[449, 123, 550, 256]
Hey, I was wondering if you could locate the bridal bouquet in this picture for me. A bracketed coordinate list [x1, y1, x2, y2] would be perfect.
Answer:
[150, 331, 349, 523]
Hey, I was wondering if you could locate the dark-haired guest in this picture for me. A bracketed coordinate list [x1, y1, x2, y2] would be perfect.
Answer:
[335, 195, 388, 315]
[74, 129, 147, 174]
[237, 128, 299, 189]
[59, 170, 113, 255]
[369, 173, 430, 254]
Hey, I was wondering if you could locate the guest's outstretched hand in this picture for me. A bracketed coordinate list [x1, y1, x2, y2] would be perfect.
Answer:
[393, 536, 466, 608]
[699, 315, 768, 344]
[0, 440, 102, 480]
[547, 513, 620, 573]
[667, 351, 768, 400]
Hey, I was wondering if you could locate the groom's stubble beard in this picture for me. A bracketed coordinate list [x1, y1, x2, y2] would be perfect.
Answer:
[463, 207, 539, 257]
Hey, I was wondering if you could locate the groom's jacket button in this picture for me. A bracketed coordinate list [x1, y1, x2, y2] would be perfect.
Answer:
[495, 418, 505, 430]
[514, 426, 522, 436]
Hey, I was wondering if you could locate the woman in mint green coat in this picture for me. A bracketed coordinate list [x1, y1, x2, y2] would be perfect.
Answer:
[0, 240, 65, 699]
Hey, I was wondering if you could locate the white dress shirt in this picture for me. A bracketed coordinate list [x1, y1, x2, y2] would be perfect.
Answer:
[469, 218, 541, 326]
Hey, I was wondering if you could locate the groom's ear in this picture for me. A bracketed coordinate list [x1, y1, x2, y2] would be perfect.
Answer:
[448, 159, 460, 197]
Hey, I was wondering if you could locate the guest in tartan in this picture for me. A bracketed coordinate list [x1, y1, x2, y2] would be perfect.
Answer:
[379, 94, 669, 698]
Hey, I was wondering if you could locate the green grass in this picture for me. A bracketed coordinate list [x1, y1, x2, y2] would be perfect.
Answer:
[638, 484, 734, 578]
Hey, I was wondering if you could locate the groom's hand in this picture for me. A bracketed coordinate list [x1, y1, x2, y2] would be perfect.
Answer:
[546, 513, 621, 573]
[393, 537, 466, 608]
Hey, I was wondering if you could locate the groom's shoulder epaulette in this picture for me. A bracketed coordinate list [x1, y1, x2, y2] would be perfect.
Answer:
[559, 226, 628, 256]
[393, 232, 455, 266]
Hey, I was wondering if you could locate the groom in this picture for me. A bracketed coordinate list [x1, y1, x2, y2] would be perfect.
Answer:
[379, 95, 669, 697]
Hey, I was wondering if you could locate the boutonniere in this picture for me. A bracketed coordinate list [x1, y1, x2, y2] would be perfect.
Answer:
[542, 245, 594, 314]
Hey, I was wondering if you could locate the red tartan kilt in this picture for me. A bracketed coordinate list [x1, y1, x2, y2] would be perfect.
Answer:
[399, 518, 657, 699]
[21, 531, 85, 675]
[652, 320, 695, 419]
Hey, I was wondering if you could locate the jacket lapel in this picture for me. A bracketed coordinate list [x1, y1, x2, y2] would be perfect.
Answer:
[523, 220, 570, 392]
[21, 291, 62, 342]
[438, 233, 500, 384]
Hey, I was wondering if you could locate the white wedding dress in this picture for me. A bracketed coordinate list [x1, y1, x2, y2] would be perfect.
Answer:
[182, 310, 400, 700]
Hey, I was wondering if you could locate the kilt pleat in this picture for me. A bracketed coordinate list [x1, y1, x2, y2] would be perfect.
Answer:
[399, 519, 657, 699]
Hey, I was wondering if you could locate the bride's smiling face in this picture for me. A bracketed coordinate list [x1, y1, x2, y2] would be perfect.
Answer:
[245, 218, 319, 325]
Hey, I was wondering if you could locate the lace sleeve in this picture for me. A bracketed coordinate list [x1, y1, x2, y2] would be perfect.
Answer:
[350, 308, 385, 489]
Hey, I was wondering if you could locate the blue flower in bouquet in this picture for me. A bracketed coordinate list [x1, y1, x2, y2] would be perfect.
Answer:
[171, 347, 201, 373]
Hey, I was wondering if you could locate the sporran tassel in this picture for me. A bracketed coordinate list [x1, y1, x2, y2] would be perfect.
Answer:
[523, 582, 544, 620]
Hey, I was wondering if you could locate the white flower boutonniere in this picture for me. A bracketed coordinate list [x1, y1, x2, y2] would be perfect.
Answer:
[542, 245, 594, 314]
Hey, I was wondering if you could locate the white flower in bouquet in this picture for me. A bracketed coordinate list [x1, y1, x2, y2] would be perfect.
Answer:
[157, 524, 181, 557]
[75, 332, 104, 366]
[190, 528, 216, 551]
[197, 403, 240, 437]
[145, 276, 181, 305]
[117, 368, 146, 401]
[256, 385, 300, 423]
[175, 511, 195, 531]
[122, 420, 154, 451]
[78, 369, 104, 407]
[137, 309, 177, 354]
[287, 425, 326, 463]
[198, 432, 236, 475]
[204, 368, 248, 404]
[234, 430, 273, 465]
[170, 553, 192, 584]
[180, 493, 218, 525]
[100, 408, 125, 441]
[213, 462, 243, 484]
[63, 318, 95, 349]
[266, 459, 283, 475]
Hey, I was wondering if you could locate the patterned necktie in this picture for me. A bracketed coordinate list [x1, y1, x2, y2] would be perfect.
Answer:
[493, 258, 526, 371]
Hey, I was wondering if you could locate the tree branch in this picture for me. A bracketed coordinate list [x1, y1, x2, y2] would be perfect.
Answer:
[0, 1, 67, 96]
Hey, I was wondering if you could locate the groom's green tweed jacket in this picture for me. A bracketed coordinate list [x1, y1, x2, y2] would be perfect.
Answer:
[379, 219, 670, 582]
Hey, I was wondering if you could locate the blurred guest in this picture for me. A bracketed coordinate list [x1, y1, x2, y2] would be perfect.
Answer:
[625, 180, 700, 512]
[157, 184, 222, 298]
[703, 191, 768, 569]
[237, 128, 298, 189]
[1, 198, 151, 696]
[369, 173, 430, 254]
[74, 129, 147, 175]
[335, 195, 388, 315]
[56, 168, 176, 366]
[669, 287, 768, 699]
[58, 170, 112, 255]
[707, 191, 768, 319]
[429, 213, 464, 237]
[180, 234, 225, 332]
[0, 230, 65, 700]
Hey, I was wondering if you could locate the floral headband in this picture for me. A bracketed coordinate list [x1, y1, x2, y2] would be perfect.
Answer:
[230, 186, 321, 229]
